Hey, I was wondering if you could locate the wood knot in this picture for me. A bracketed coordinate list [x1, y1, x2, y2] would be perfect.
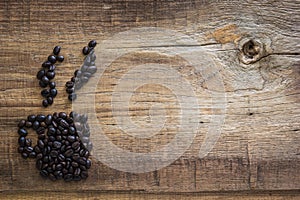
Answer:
[239, 38, 266, 65]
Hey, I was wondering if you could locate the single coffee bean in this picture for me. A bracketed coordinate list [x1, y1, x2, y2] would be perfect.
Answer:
[81, 65, 89, 72]
[68, 93, 77, 101]
[64, 149, 73, 157]
[48, 55, 57, 64]
[22, 152, 29, 159]
[29, 151, 37, 158]
[68, 127, 76, 135]
[36, 127, 45, 135]
[25, 138, 32, 146]
[58, 154, 65, 162]
[36, 153, 43, 160]
[40, 170, 49, 177]
[46, 71, 55, 79]
[80, 76, 89, 83]
[74, 70, 82, 77]
[78, 157, 86, 165]
[47, 127, 56, 136]
[38, 139, 45, 149]
[80, 170, 88, 179]
[18, 128, 27, 137]
[41, 76, 50, 85]
[18, 119, 26, 128]
[66, 87, 74, 94]
[37, 69, 46, 80]
[39, 80, 48, 88]
[41, 89, 50, 98]
[53, 141, 62, 149]
[48, 64, 56, 71]
[49, 81, 56, 89]
[56, 55, 64, 62]
[42, 61, 52, 68]
[34, 146, 41, 153]
[59, 112, 67, 119]
[36, 159, 43, 170]
[24, 146, 34, 154]
[74, 168, 81, 177]
[83, 72, 92, 78]
[45, 115, 52, 125]
[82, 46, 89, 55]
[72, 153, 80, 161]
[50, 150, 58, 158]
[18, 136, 26, 147]
[36, 114, 46, 122]
[27, 115, 36, 122]
[65, 81, 74, 88]
[59, 119, 69, 129]
[43, 155, 50, 163]
[53, 46, 61, 55]
[18, 146, 24, 153]
[32, 121, 40, 130]
[48, 135, 56, 142]
[67, 135, 76, 143]
[64, 173, 73, 182]
[47, 96, 53, 105]
[42, 99, 48, 107]
[88, 40, 97, 48]
[49, 88, 57, 97]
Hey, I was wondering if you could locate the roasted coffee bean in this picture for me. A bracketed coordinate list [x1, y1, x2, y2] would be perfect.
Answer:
[36, 153, 43, 160]
[34, 146, 41, 153]
[47, 96, 53, 105]
[25, 121, 32, 128]
[50, 150, 58, 158]
[46, 71, 55, 79]
[67, 135, 76, 143]
[48, 55, 57, 64]
[49, 81, 56, 89]
[27, 115, 36, 122]
[29, 151, 37, 158]
[36, 159, 43, 170]
[72, 153, 80, 161]
[58, 154, 65, 162]
[87, 66, 97, 74]
[56, 55, 64, 62]
[81, 65, 89, 72]
[48, 135, 55, 142]
[88, 40, 97, 48]
[41, 89, 50, 98]
[47, 127, 56, 136]
[66, 87, 74, 94]
[90, 53, 96, 62]
[38, 139, 45, 148]
[41, 76, 50, 85]
[49, 88, 57, 97]
[18, 128, 27, 137]
[59, 119, 69, 129]
[24, 146, 34, 153]
[65, 81, 74, 88]
[36, 127, 45, 135]
[42, 61, 52, 68]
[42, 99, 49, 107]
[82, 46, 89, 55]
[83, 71, 92, 78]
[43, 155, 50, 163]
[49, 173, 56, 181]
[53, 141, 62, 149]
[79, 165, 87, 171]
[37, 69, 46, 80]
[36, 114, 46, 122]
[80, 76, 89, 83]
[78, 157, 86, 165]
[39, 80, 48, 88]
[53, 46, 61, 55]
[59, 112, 67, 119]
[22, 152, 29, 159]
[45, 114, 52, 125]
[64, 149, 73, 157]
[18, 146, 24, 153]
[81, 170, 88, 179]
[48, 64, 56, 71]
[32, 121, 40, 130]
[68, 93, 77, 101]
[18, 119, 26, 128]
[18, 136, 26, 147]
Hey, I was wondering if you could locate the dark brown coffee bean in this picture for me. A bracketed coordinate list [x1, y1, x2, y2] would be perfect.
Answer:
[24, 146, 33, 154]
[45, 115, 52, 125]
[49, 81, 56, 89]
[48, 55, 57, 64]
[25, 138, 32, 146]
[50, 150, 58, 158]
[58, 154, 65, 162]
[21, 152, 29, 159]
[40, 170, 49, 177]
[59, 112, 67, 119]
[74, 168, 81, 176]
[39, 80, 48, 88]
[46, 71, 55, 79]
[27, 115, 36, 122]
[82, 46, 89, 55]
[53, 141, 62, 149]
[38, 140, 45, 148]
[72, 153, 80, 161]
[34, 146, 41, 153]
[53, 46, 61, 55]
[80, 170, 88, 179]
[29, 151, 37, 158]
[71, 161, 79, 168]
[79, 165, 87, 171]
[36, 159, 43, 170]
[64, 149, 73, 157]
[88, 40, 97, 48]
[36, 114, 46, 122]
[41, 89, 49, 98]
[49, 88, 57, 97]
[47, 127, 56, 136]
[56, 55, 64, 62]
[36, 153, 43, 160]
[65, 81, 74, 88]
[42, 99, 48, 107]
[66, 87, 74, 94]
[74, 70, 82, 77]
[36, 127, 45, 135]
[48, 64, 56, 71]
[42, 61, 52, 68]
[67, 135, 75, 143]
[43, 155, 49, 163]
[18, 146, 24, 153]
[78, 157, 86, 165]
[18, 128, 27, 137]
[37, 69, 46, 80]
[41, 76, 50, 84]
[59, 119, 69, 129]
[72, 141, 80, 150]
[18, 119, 26, 128]
[32, 121, 40, 130]
[64, 174, 73, 182]
[47, 96, 53, 105]
[18, 136, 26, 147]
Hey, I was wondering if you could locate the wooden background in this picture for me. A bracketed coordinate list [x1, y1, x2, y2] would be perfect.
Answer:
[0, 0, 299, 199]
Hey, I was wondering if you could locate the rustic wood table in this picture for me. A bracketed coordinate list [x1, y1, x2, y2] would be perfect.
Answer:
[0, 0, 299, 199]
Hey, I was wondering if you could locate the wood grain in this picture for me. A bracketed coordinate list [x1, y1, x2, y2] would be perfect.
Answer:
[0, 0, 299, 198]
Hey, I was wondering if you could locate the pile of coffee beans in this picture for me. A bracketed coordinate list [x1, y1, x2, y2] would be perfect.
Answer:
[66, 40, 97, 101]
[36, 46, 64, 107]
[17, 112, 92, 181]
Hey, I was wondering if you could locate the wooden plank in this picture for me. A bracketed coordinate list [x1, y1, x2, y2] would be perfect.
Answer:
[0, 0, 299, 195]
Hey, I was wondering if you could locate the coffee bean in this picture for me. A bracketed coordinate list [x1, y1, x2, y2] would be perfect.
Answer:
[80, 76, 89, 83]
[58, 154, 65, 162]
[40, 170, 49, 177]
[59, 112, 67, 119]
[74, 70, 82, 77]
[37, 69, 46, 80]
[50, 150, 58, 158]
[80, 170, 88, 179]
[36, 114, 46, 122]
[59, 119, 69, 129]
[64, 174, 73, 182]
[48, 55, 57, 64]
[38, 139, 45, 148]
[18, 119, 26, 128]
[34, 146, 41, 153]
[78, 157, 86, 165]
[48, 64, 56, 71]
[72, 153, 80, 161]
[41, 76, 50, 85]
[53, 141, 62, 149]
[83, 72, 92, 78]
[36, 159, 43, 170]
[39, 80, 48, 88]
[42, 99, 48, 107]
[45, 115, 52, 125]
[24, 146, 33, 154]
[64, 149, 73, 157]
[18, 146, 24, 153]
[18, 136, 26, 147]
[47, 97, 53, 105]
[81, 65, 89, 72]
[53, 46, 61, 55]
[36, 127, 45, 135]
[49, 88, 57, 97]
[65, 81, 74, 88]
[29, 151, 37, 158]
[47, 127, 56, 136]
[27, 115, 36, 122]
[66, 87, 74, 94]
[18, 128, 27, 137]
[74, 168, 81, 177]
[67, 135, 76, 143]
[41, 89, 49, 98]
[56, 55, 64, 62]
[88, 40, 97, 48]
[46, 71, 55, 79]
[22, 152, 29, 159]
[49, 81, 56, 89]
[32, 121, 40, 130]
[82, 46, 89, 55]
[90, 53, 96, 62]
[42, 61, 52, 68]
[43, 155, 50, 163]
[36, 153, 43, 160]
[25, 138, 32, 146]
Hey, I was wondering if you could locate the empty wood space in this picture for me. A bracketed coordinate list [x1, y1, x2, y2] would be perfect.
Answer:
[0, 0, 299, 199]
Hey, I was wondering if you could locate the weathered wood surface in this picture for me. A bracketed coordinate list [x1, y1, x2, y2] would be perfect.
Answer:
[0, 0, 299, 198]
